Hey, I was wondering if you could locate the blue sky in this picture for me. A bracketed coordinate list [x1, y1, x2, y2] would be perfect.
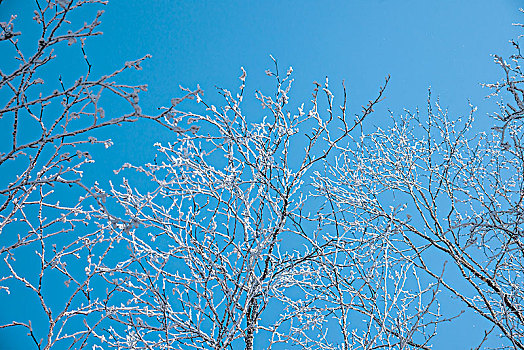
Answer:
[4, 0, 520, 168]
[96, 0, 522, 172]
[1, 0, 523, 348]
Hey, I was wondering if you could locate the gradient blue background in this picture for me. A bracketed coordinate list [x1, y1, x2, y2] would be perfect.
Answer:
[1, 1, 523, 348]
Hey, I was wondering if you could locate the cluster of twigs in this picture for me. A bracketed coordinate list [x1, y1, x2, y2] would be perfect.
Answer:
[2, 1, 524, 350]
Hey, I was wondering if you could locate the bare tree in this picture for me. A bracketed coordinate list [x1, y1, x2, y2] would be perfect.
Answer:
[2, 1, 523, 350]
[92, 59, 449, 349]
[0, 1, 197, 348]
[315, 11, 524, 349]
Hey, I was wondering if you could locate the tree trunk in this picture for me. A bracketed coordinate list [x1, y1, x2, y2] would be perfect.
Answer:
[245, 298, 258, 350]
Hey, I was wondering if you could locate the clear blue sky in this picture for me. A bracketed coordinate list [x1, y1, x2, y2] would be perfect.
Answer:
[87, 0, 523, 171]
[3, 0, 521, 168]
[1, 1, 523, 348]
